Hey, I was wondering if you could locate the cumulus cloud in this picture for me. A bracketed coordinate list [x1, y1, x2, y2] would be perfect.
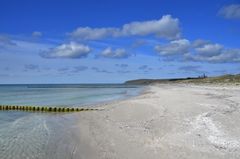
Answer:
[192, 39, 210, 48]
[70, 27, 119, 40]
[32, 31, 42, 37]
[155, 39, 240, 63]
[70, 15, 181, 40]
[91, 67, 112, 73]
[155, 39, 190, 56]
[186, 48, 240, 63]
[115, 64, 130, 73]
[186, 40, 240, 63]
[0, 35, 16, 49]
[57, 66, 88, 73]
[195, 43, 223, 57]
[138, 65, 148, 70]
[219, 4, 240, 19]
[40, 42, 91, 59]
[138, 65, 153, 72]
[121, 15, 180, 39]
[117, 70, 131, 74]
[100, 47, 130, 58]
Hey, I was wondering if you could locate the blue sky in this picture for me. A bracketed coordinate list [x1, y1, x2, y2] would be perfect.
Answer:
[0, 0, 240, 83]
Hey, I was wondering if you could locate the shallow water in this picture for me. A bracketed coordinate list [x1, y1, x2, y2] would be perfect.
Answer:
[0, 84, 141, 106]
[0, 84, 142, 159]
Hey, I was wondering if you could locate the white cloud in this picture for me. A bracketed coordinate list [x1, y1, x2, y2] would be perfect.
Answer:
[70, 15, 181, 40]
[100, 47, 130, 58]
[0, 35, 16, 49]
[219, 4, 240, 19]
[186, 49, 240, 63]
[70, 27, 119, 40]
[121, 15, 180, 39]
[192, 39, 211, 48]
[189, 40, 240, 63]
[155, 39, 190, 56]
[195, 43, 223, 57]
[155, 39, 240, 63]
[32, 31, 42, 37]
[40, 42, 91, 59]
[213, 49, 240, 63]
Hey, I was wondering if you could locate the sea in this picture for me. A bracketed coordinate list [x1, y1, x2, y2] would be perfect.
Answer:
[0, 84, 143, 159]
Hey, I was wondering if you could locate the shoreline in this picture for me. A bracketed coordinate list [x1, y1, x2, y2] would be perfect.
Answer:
[86, 85, 149, 109]
[73, 83, 240, 159]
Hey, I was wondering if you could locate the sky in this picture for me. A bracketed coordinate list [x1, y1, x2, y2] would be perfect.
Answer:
[0, 0, 240, 84]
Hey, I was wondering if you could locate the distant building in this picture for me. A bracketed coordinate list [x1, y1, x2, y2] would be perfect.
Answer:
[198, 73, 207, 79]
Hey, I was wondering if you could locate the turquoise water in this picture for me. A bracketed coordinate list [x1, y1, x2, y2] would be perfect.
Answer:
[0, 84, 141, 106]
[0, 84, 142, 159]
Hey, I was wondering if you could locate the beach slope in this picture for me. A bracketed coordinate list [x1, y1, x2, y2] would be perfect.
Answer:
[75, 84, 240, 159]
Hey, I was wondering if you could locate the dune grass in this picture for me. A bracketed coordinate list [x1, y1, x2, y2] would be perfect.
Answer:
[125, 74, 240, 85]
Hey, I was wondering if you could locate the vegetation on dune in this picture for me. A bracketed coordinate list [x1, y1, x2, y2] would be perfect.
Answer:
[125, 74, 240, 85]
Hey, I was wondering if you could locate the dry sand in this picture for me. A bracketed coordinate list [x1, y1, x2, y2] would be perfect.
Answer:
[73, 84, 240, 159]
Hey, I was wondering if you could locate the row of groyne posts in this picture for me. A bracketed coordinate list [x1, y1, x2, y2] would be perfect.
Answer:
[0, 105, 98, 112]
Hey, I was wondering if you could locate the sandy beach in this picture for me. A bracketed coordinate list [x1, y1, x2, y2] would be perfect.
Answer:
[73, 84, 240, 159]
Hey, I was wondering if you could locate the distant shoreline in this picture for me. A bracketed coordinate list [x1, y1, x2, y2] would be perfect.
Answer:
[124, 74, 240, 85]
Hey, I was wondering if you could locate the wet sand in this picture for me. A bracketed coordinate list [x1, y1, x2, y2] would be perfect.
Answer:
[73, 84, 240, 159]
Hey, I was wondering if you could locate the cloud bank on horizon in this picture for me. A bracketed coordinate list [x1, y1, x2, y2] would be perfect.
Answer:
[0, 0, 239, 83]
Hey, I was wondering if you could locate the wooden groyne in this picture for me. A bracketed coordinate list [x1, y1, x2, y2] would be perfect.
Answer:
[0, 105, 98, 112]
